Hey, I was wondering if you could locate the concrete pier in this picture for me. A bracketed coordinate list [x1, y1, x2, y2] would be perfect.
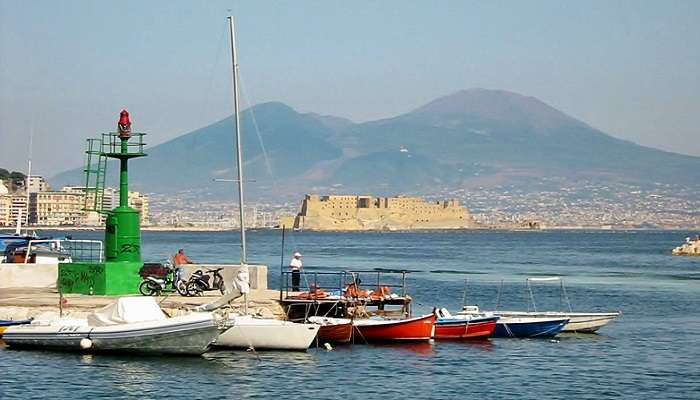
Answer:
[0, 286, 286, 322]
[0, 263, 268, 290]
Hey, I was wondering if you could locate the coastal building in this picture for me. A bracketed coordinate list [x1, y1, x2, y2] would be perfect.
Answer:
[128, 191, 150, 225]
[28, 191, 84, 226]
[0, 194, 11, 226]
[26, 176, 49, 193]
[9, 195, 28, 227]
[54, 186, 150, 226]
[291, 194, 476, 231]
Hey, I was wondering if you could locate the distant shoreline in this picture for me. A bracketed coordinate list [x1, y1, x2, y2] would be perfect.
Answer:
[1, 226, 697, 233]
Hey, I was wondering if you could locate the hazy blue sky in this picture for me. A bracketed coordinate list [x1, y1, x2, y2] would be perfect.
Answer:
[1, 0, 698, 176]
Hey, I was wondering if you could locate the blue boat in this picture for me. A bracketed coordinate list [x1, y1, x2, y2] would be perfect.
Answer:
[492, 316, 569, 338]
[0, 318, 33, 327]
[0, 318, 33, 337]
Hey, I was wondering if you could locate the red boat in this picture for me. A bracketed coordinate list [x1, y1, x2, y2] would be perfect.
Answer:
[433, 315, 499, 339]
[308, 317, 353, 343]
[353, 314, 436, 342]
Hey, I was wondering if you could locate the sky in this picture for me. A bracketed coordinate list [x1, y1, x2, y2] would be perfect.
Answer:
[1, 0, 699, 176]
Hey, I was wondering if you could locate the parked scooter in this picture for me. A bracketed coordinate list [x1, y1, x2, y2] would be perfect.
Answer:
[139, 260, 188, 296]
[186, 268, 226, 296]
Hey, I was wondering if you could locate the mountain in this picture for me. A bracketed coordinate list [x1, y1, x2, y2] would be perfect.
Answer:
[324, 89, 700, 190]
[52, 89, 700, 199]
[53, 102, 343, 198]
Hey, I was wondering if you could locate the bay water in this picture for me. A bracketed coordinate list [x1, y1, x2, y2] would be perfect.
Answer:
[1, 230, 699, 399]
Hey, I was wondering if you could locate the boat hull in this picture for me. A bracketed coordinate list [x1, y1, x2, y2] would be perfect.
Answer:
[492, 317, 569, 338]
[434, 316, 498, 339]
[353, 314, 436, 342]
[0, 319, 33, 337]
[215, 316, 320, 351]
[308, 317, 353, 344]
[496, 312, 620, 333]
[2, 314, 220, 355]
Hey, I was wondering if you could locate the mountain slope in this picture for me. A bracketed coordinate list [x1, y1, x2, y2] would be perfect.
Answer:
[52, 89, 700, 200]
[323, 89, 700, 187]
[53, 102, 343, 196]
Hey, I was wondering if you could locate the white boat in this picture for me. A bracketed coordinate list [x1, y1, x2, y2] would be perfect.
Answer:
[672, 236, 700, 256]
[491, 310, 620, 333]
[215, 315, 319, 350]
[491, 277, 621, 333]
[2, 297, 221, 355]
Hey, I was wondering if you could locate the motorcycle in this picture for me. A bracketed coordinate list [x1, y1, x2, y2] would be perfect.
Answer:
[139, 261, 188, 296]
[186, 268, 226, 296]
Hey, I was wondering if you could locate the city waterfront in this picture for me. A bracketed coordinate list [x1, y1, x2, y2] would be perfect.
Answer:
[1, 229, 699, 399]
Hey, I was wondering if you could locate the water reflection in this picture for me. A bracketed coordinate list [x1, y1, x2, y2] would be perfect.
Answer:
[365, 342, 436, 356]
[438, 338, 495, 352]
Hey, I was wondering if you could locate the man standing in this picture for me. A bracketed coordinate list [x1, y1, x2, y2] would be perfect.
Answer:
[289, 252, 303, 291]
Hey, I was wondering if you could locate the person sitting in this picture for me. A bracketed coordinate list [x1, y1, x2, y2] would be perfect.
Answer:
[307, 283, 327, 299]
[344, 279, 369, 298]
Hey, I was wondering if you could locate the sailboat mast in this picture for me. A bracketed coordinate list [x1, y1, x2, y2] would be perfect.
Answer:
[228, 16, 247, 264]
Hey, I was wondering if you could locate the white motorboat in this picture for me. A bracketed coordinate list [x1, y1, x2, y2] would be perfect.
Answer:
[215, 315, 319, 351]
[672, 235, 700, 256]
[490, 277, 621, 333]
[491, 310, 620, 333]
[2, 297, 221, 355]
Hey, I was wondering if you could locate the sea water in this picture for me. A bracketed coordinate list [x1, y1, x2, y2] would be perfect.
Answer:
[1, 230, 699, 399]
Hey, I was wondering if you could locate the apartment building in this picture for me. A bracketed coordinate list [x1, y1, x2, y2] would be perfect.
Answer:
[29, 191, 84, 226]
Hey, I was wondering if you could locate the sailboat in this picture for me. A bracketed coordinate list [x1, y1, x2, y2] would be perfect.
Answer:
[210, 16, 319, 351]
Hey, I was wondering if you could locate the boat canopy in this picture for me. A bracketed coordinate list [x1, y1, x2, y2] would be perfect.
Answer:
[87, 297, 166, 327]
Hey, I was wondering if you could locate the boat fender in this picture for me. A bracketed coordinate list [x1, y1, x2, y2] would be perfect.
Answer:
[80, 338, 93, 349]
[324, 343, 333, 351]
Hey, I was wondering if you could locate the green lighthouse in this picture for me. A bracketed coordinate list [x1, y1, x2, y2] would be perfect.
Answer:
[58, 110, 147, 295]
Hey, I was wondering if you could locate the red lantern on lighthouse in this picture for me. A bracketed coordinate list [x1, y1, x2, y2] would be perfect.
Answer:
[118, 109, 132, 138]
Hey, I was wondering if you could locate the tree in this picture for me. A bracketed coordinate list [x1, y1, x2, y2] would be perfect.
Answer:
[9, 171, 26, 185]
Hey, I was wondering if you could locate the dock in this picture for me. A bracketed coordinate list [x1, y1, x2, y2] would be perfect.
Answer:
[0, 287, 286, 321]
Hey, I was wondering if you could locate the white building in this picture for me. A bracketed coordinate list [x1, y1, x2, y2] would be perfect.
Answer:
[29, 191, 84, 226]
[0, 194, 11, 226]
[27, 176, 50, 193]
[10, 195, 28, 227]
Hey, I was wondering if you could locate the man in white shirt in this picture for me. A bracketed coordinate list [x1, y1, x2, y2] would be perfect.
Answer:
[289, 252, 303, 291]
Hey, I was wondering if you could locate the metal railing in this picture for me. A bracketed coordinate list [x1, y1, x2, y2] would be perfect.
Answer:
[346, 270, 408, 298]
[102, 132, 147, 156]
[280, 270, 348, 300]
[25, 239, 103, 264]
[279, 269, 409, 299]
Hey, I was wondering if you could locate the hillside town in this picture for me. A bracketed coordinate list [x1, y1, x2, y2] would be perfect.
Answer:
[146, 180, 700, 230]
[1, 169, 698, 230]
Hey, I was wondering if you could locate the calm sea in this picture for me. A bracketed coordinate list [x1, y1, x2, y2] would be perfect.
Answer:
[1, 230, 699, 399]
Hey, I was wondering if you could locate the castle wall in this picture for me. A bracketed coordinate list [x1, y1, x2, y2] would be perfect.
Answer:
[295, 194, 476, 231]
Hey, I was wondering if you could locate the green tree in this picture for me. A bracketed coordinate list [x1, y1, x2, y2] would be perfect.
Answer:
[9, 171, 26, 184]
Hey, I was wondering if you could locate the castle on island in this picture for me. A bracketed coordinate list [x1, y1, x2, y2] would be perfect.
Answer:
[281, 194, 477, 231]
